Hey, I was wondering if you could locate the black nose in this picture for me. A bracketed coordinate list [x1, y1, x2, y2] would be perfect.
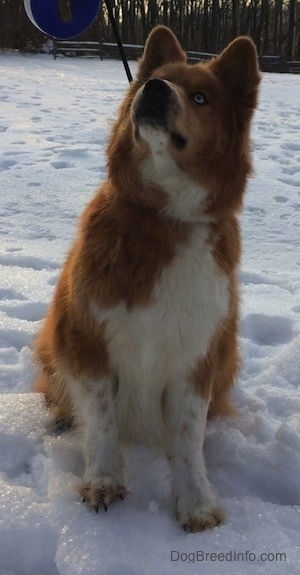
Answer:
[143, 79, 171, 96]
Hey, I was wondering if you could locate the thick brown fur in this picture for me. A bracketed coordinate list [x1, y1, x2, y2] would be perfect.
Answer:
[33, 26, 260, 531]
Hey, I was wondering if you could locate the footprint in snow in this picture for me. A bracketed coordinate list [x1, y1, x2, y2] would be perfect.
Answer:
[282, 165, 300, 176]
[51, 160, 74, 169]
[278, 177, 300, 188]
[242, 314, 294, 346]
[0, 159, 17, 170]
[0, 302, 48, 322]
[0, 328, 31, 351]
[0, 254, 59, 271]
[0, 288, 26, 302]
[27, 182, 41, 188]
[281, 142, 300, 152]
[274, 195, 288, 203]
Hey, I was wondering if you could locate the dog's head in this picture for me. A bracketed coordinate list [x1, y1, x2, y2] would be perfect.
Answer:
[108, 26, 261, 220]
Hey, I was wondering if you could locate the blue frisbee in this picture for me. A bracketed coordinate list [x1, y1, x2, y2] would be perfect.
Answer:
[24, 0, 102, 39]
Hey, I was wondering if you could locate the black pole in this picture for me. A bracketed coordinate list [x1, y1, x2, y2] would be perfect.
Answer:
[104, 0, 133, 83]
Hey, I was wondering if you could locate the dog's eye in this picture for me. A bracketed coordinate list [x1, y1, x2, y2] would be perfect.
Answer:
[193, 93, 208, 105]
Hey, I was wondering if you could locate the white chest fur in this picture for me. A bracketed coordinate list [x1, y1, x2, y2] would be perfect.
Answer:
[91, 225, 229, 444]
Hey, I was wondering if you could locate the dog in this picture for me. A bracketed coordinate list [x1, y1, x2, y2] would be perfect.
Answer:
[33, 26, 260, 532]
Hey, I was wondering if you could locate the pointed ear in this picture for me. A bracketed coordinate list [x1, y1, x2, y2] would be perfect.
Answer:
[137, 26, 186, 82]
[211, 37, 261, 109]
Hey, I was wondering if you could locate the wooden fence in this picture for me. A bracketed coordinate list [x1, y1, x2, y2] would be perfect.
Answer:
[52, 40, 300, 74]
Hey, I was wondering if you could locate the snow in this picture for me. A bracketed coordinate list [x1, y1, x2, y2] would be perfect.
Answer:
[0, 51, 299, 574]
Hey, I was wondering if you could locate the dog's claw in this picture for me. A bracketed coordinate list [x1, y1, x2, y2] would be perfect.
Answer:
[77, 481, 128, 515]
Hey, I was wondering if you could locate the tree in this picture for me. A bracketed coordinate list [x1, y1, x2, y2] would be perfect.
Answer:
[0, 1, 299, 59]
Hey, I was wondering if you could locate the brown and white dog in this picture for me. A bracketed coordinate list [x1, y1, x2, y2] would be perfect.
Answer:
[33, 26, 260, 532]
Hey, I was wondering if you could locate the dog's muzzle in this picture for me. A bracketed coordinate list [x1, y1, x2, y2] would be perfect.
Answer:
[132, 79, 187, 150]
[133, 79, 172, 127]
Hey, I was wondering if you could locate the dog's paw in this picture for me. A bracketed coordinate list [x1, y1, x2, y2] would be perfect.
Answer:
[177, 501, 224, 532]
[76, 476, 128, 513]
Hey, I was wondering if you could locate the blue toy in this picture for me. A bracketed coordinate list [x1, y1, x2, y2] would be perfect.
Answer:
[24, 0, 101, 39]
[23, 0, 133, 82]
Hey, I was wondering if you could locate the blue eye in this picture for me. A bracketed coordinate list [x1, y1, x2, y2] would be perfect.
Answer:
[193, 93, 207, 105]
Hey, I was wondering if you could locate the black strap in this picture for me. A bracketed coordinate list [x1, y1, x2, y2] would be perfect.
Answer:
[104, 0, 133, 83]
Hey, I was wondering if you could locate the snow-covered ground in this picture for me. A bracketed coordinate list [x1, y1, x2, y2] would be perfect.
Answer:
[0, 52, 299, 575]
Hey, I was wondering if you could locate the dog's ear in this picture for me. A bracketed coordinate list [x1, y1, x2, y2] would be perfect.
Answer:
[137, 26, 186, 82]
[211, 37, 261, 110]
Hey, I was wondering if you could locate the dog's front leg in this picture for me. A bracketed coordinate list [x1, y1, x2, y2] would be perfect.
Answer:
[71, 376, 127, 511]
[167, 382, 224, 532]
